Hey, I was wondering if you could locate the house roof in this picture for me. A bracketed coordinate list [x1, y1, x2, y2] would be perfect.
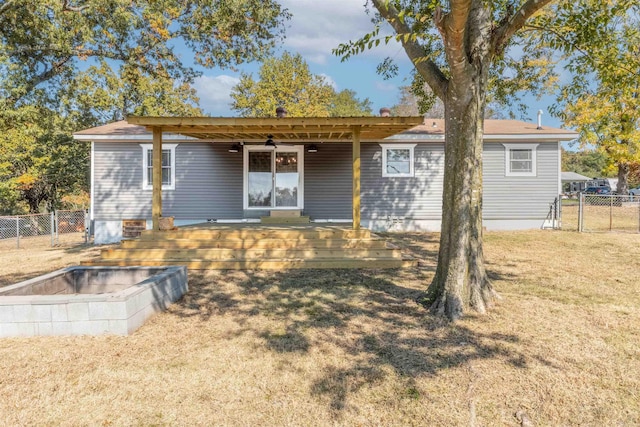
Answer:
[73, 117, 578, 142]
[74, 120, 149, 136]
[561, 171, 592, 182]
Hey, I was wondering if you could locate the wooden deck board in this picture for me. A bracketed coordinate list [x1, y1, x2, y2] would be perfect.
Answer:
[88, 224, 415, 270]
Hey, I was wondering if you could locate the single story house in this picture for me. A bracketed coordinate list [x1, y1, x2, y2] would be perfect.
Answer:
[73, 116, 578, 244]
[561, 171, 592, 194]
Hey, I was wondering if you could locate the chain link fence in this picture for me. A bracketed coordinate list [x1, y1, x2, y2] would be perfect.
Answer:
[0, 210, 88, 249]
[577, 194, 640, 233]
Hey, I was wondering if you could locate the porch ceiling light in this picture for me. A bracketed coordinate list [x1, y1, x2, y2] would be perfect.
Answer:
[265, 134, 276, 147]
[228, 143, 242, 153]
[307, 144, 318, 153]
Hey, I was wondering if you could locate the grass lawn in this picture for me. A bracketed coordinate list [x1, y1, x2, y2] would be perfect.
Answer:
[1, 230, 639, 426]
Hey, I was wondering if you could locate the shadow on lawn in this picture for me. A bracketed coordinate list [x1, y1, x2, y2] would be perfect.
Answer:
[169, 255, 528, 414]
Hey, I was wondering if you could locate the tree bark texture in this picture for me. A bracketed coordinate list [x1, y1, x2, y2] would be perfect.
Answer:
[425, 3, 497, 320]
[371, 0, 554, 320]
[617, 161, 629, 195]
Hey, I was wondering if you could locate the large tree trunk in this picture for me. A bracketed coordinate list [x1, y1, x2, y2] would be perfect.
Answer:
[617, 161, 629, 195]
[425, 49, 497, 321]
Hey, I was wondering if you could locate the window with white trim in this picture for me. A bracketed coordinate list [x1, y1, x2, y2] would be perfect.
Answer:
[380, 143, 416, 177]
[140, 144, 177, 190]
[503, 143, 538, 177]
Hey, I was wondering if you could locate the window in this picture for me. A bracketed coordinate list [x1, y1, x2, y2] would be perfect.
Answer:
[380, 144, 416, 177]
[503, 143, 538, 177]
[140, 144, 177, 190]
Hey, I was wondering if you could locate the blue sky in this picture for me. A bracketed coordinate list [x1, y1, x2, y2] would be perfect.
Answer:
[189, 0, 564, 129]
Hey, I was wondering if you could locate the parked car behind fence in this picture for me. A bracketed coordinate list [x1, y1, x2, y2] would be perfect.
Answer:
[583, 187, 611, 195]
[628, 186, 640, 196]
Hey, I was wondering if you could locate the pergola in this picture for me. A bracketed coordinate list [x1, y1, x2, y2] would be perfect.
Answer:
[126, 116, 424, 231]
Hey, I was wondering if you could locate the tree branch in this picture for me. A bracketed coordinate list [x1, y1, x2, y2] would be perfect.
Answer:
[492, 0, 555, 54]
[523, 24, 640, 78]
[492, 0, 554, 51]
[61, 0, 90, 13]
[445, 0, 474, 80]
[372, 0, 448, 100]
[0, 0, 17, 16]
[7, 56, 72, 106]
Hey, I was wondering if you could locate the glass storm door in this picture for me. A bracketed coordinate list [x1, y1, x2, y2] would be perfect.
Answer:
[246, 147, 302, 209]
[247, 151, 273, 207]
[274, 151, 299, 207]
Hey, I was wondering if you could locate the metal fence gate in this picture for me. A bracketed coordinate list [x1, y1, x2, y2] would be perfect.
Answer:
[0, 210, 88, 249]
[578, 194, 640, 233]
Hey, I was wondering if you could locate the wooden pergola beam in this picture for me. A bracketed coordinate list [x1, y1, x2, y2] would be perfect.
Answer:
[128, 115, 424, 233]
[128, 115, 422, 128]
[152, 127, 162, 231]
[352, 126, 361, 230]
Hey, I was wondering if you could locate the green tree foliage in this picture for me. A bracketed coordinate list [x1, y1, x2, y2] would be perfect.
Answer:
[329, 89, 373, 117]
[64, 61, 203, 126]
[391, 75, 505, 119]
[562, 149, 609, 179]
[391, 83, 444, 117]
[230, 52, 372, 117]
[0, 0, 290, 213]
[335, 0, 560, 320]
[540, 1, 640, 194]
[0, 0, 289, 106]
[0, 104, 88, 214]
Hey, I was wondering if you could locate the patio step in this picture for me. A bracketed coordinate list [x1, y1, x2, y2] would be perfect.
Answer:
[81, 257, 417, 269]
[260, 216, 311, 224]
[99, 247, 403, 261]
[84, 226, 415, 270]
[121, 238, 388, 250]
[139, 227, 371, 240]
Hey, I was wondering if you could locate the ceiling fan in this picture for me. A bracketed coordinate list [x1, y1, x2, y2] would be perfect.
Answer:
[264, 134, 296, 148]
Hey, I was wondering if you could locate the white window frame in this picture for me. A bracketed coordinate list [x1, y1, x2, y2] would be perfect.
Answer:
[503, 143, 538, 177]
[379, 143, 417, 178]
[140, 143, 178, 190]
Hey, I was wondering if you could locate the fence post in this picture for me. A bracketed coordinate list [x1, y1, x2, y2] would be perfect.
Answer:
[85, 209, 89, 244]
[610, 195, 613, 231]
[578, 193, 583, 232]
[50, 211, 55, 247]
[16, 216, 20, 249]
[54, 210, 59, 245]
[558, 195, 562, 229]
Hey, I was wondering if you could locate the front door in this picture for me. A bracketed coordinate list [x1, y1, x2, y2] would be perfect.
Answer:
[244, 145, 304, 210]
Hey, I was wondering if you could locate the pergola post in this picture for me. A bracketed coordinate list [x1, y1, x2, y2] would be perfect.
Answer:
[352, 126, 361, 230]
[152, 127, 162, 231]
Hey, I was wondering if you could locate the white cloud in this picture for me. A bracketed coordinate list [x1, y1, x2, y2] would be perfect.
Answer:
[192, 74, 240, 115]
[319, 73, 338, 90]
[279, 0, 403, 61]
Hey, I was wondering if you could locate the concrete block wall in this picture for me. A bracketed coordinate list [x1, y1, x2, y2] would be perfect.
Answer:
[0, 266, 188, 338]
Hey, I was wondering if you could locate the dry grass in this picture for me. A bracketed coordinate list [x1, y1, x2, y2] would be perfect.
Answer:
[1, 230, 639, 426]
[0, 234, 105, 288]
[563, 201, 640, 233]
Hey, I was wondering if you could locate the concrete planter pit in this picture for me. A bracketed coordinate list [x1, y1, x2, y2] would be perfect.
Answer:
[0, 266, 187, 337]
